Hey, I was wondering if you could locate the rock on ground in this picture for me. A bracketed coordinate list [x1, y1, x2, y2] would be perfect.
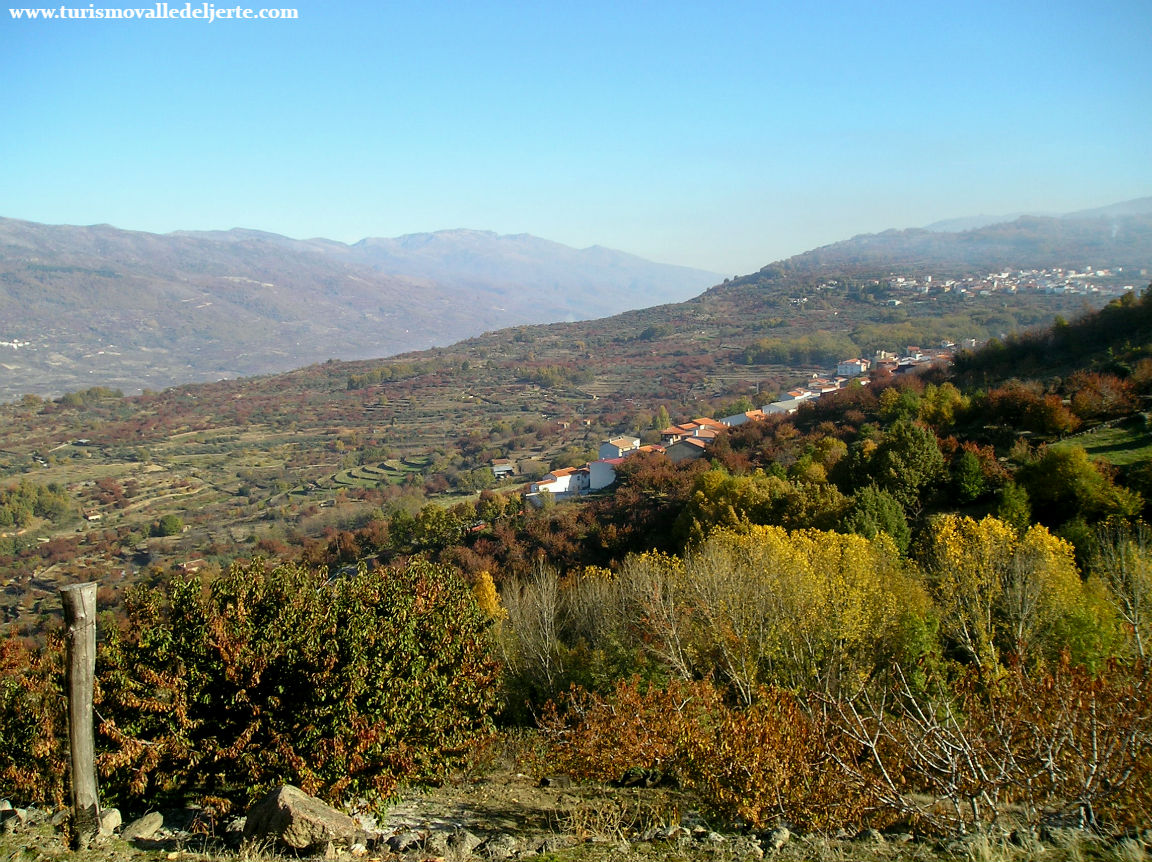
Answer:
[121, 811, 165, 842]
[243, 785, 362, 851]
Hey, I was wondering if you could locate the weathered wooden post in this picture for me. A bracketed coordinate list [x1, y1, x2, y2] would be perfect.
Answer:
[60, 582, 100, 843]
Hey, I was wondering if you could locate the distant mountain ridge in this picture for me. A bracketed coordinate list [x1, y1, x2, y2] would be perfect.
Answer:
[2, 200, 1149, 404]
[0, 219, 721, 401]
[740, 208, 1152, 285]
[923, 196, 1152, 233]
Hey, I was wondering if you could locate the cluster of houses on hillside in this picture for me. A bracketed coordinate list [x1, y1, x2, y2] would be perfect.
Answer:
[758, 344, 960, 416]
[511, 344, 963, 505]
[855, 267, 1141, 301]
[521, 414, 772, 505]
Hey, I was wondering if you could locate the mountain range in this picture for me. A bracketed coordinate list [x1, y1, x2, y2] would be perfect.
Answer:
[741, 202, 1152, 285]
[2, 198, 1151, 403]
[0, 220, 721, 402]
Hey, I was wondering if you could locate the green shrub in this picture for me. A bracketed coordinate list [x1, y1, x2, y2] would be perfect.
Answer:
[95, 557, 500, 809]
[151, 513, 184, 536]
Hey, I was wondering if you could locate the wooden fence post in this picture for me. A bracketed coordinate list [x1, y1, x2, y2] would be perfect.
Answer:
[60, 582, 100, 843]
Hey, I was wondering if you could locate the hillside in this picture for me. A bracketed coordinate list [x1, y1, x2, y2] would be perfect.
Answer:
[0, 212, 1144, 627]
[4, 288, 1151, 853]
[922, 194, 1152, 233]
[0, 219, 721, 402]
[744, 209, 1152, 280]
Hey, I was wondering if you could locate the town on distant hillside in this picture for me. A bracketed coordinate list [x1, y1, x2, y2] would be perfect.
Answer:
[864, 266, 1144, 300]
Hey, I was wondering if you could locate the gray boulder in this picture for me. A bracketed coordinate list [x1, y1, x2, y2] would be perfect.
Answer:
[98, 807, 122, 837]
[243, 785, 361, 850]
[480, 833, 520, 859]
[764, 826, 790, 852]
[122, 811, 165, 842]
[386, 830, 425, 853]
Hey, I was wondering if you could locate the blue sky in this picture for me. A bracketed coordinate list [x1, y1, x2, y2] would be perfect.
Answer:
[2, 0, 1150, 273]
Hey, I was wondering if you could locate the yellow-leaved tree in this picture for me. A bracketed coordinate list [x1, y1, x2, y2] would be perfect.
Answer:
[679, 526, 927, 701]
[472, 570, 507, 621]
[919, 514, 1089, 669]
[1092, 521, 1152, 660]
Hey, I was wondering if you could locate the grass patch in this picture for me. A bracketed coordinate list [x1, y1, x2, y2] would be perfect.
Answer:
[1060, 418, 1152, 466]
[381, 459, 423, 474]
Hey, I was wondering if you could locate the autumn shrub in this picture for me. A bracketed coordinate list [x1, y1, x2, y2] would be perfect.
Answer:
[0, 632, 68, 807]
[1066, 371, 1136, 420]
[538, 677, 718, 781]
[676, 687, 876, 830]
[539, 677, 876, 830]
[828, 660, 1152, 832]
[979, 383, 1081, 437]
[95, 557, 500, 809]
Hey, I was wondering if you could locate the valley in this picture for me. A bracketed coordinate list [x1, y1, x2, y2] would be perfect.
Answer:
[0, 220, 721, 402]
[0, 253, 1132, 628]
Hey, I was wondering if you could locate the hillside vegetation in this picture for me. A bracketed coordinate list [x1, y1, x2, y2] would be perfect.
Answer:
[2, 240, 1151, 843]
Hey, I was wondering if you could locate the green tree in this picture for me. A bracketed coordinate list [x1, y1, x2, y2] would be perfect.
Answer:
[151, 513, 184, 537]
[652, 406, 671, 431]
[878, 386, 921, 424]
[675, 468, 848, 544]
[719, 396, 757, 418]
[996, 482, 1032, 533]
[865, 420, 945, 513]
[951, 450, 986, 504]
[842, 484, 910, 554]
[1017, 445, 1144, 527]
[919, 382, 969, 432]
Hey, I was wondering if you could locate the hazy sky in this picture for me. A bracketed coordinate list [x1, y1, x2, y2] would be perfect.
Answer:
[2, 0, 1149, 273]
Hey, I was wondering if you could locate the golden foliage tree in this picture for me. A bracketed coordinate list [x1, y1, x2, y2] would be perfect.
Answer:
[919, 515, 1087, 668]
[666, 527, 926, 699]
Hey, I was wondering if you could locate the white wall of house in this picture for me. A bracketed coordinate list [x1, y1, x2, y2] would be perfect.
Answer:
[590, 459, 620, 490]
[541, 473, 572, 494]
[531, 468, 590, 497]
[598, 437, 640, 460]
